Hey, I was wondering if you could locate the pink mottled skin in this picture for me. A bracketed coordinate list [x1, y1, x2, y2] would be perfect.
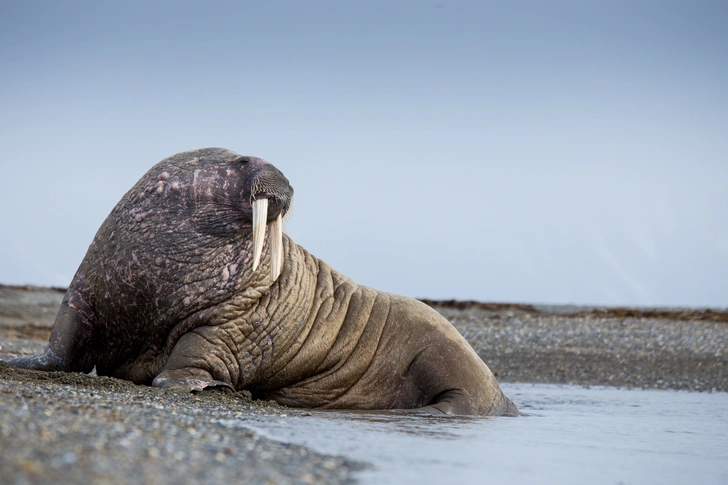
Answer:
[6, 148, 518, 416]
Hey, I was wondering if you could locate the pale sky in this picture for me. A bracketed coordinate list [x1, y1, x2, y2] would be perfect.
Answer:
[1, 1, 726, 307]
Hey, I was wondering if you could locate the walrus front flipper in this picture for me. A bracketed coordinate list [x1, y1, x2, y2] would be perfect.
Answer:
[152, 331, 234, 392]
[7, 347, 67, 371]
[153, 369, 234, 392]
[6, 303, 95, 374]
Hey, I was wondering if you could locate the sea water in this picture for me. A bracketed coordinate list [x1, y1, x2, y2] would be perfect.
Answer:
[216, 384, 728, 484]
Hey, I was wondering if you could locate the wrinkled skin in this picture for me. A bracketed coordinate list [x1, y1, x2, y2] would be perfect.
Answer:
[7, 148, 518, 416]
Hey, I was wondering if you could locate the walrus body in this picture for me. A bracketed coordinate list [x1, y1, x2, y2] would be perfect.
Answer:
[8, 148, 518, 416]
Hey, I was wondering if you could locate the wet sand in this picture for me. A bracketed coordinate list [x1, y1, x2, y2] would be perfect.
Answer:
[1, 284, 726, 484]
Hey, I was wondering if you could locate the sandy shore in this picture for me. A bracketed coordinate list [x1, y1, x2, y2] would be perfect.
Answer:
[1, 284, 726, 484]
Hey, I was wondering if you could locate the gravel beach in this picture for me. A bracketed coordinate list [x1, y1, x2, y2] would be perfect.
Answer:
[424, 299, 728, 392]
[1, 284, 726, 484]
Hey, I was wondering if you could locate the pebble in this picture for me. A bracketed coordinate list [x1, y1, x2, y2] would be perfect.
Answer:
[0, 362, 363, 485]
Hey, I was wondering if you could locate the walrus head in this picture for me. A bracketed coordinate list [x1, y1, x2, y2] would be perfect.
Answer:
[167, 152, 292, 282]
[113, 149, 294, 301]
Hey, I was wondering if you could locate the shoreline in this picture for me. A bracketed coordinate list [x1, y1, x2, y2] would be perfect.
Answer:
[1, 284, 726, 484]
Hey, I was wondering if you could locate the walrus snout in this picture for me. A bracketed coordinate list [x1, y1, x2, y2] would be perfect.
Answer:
[247, 165, 293, 282]
[250, 169, 293, 221]
[233, 156, 293, 218]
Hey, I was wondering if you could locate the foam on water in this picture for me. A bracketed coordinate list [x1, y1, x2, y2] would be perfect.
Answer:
[214, 384, 728, 484]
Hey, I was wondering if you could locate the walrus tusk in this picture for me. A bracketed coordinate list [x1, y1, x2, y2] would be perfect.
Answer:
[269, 212, 283, 281]
[252, 198, 268, 271]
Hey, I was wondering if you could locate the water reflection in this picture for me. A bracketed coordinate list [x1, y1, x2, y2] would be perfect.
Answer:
[313, 409, 484, 438]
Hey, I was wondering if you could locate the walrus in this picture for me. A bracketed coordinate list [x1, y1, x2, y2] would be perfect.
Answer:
[7, 148, 518, 416]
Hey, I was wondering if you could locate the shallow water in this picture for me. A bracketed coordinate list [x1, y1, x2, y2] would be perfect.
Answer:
[216, 384, 728, 484]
